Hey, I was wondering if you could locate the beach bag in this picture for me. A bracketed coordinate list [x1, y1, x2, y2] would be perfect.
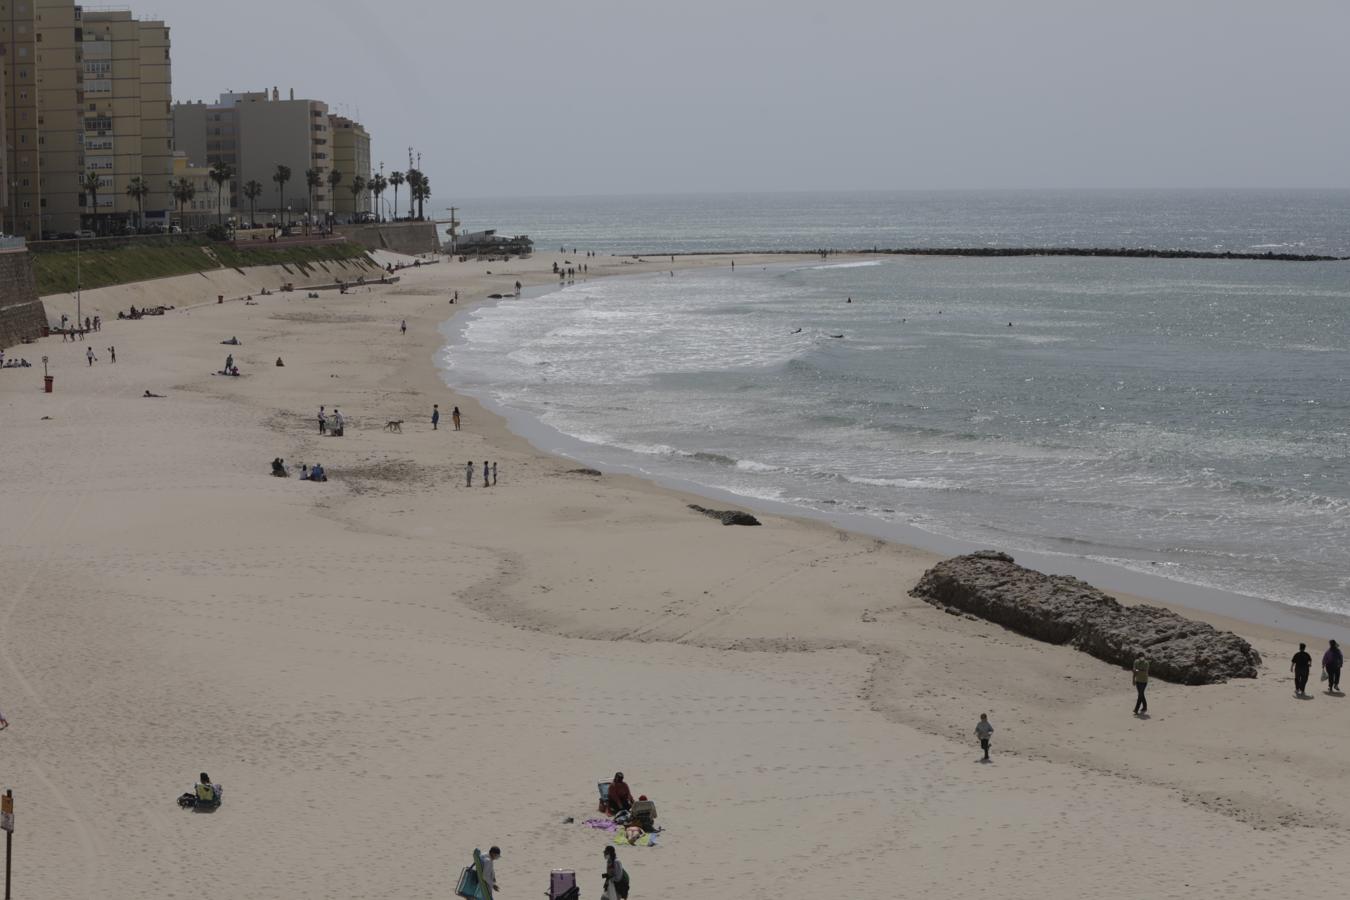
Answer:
[455, 866, 480, 899]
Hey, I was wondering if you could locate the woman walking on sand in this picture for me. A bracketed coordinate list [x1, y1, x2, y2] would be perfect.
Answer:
[1324, 639, 1343, 693]
[452, 406, 461, 430]
[602, 846, 629, 900]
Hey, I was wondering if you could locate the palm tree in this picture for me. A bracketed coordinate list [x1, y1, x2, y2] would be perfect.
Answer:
[208, 161, 234, 227]
[369, 173, 388, 223]
[125, 176, 150, 231]
[388, 170, 405, 221]
[272, 164, 292, 227]
[407, 171, 430, 221]
[242, 180, 263, 228]
[82, 170, 102, 234]
[304, 168, 322, 233]
[348, 175, 367, 223]
[326, 170, 343, 232]
[404, 169, 422, 221]
[171, 177, 196, 231]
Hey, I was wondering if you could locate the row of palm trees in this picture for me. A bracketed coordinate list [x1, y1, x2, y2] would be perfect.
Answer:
[82, 170, 205, 233]
[79, 160, 433, 234]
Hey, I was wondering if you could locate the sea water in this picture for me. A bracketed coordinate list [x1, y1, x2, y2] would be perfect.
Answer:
[441, 192, 1350, 617]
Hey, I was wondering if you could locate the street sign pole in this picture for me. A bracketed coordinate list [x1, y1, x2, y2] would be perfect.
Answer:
[2, 789, 13, 900]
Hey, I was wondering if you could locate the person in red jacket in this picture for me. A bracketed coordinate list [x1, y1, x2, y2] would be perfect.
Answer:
[607, 772, 633, 813]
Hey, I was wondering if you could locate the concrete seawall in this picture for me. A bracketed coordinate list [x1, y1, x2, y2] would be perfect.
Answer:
[0, 248, 49, 349]
[335, 222, 441, 256]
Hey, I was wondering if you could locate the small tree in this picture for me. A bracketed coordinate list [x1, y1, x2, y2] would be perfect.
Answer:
[82, 170, 102, 233]
[125, 176, 150, 230]
[172, 177, 197, 231]
[272, 164, 292, 227]
[348, 175, 367, 222]
[208, 161, 235, 227]
[242, 180, 263, 228]
[388, 170, 405, 221]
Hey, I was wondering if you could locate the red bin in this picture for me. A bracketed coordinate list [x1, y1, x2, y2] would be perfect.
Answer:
[44, 375, 54, 393]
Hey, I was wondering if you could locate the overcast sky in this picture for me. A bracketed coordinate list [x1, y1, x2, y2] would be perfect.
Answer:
[169, 0, 1350, 201]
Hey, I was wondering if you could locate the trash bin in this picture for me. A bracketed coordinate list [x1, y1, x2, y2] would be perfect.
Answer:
[218, 294, 224, 304]
[44, 375, 54, 393]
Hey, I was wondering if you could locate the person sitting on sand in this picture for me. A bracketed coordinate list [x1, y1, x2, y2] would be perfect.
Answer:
[196, 772, 219, 804]
[275, 357, 285, 367]
[299, 464, 310, 481]
[607, 772, 634, 813]
[271, 458, 288, 478]
[310, 463, 327, 482]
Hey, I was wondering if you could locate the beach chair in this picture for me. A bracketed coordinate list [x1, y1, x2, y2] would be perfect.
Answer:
[629, 798, 657, 832]
[597, 781, 611, 813]
[549, 870, 579, 900]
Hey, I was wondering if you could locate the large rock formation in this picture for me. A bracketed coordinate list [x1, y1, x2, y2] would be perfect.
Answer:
[910, 551, 1261, 684]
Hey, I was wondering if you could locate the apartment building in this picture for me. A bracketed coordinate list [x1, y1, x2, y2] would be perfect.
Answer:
[81, 9, 172, 231]
[0, 1, 170, 238]
[1, 0, 52, 237]
[176, 88, 360, 226]
[329, 114, 371, 221]
[170, 151, 226, 231]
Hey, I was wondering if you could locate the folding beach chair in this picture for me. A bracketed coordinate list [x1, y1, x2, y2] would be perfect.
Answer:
[597, 781, 611, 813]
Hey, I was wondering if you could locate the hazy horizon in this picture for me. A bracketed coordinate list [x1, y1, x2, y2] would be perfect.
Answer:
[169, 0, 1350, 206]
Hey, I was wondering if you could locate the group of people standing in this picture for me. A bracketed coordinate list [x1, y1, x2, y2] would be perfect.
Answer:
[431, 404, 461, 431]
[1291, 639, 1343, 697]
[467, 460, 497, 488]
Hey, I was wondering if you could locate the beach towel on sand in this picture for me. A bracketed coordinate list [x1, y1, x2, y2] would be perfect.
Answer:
[583, 818, 619, 833]
[613, 831, 658, 848]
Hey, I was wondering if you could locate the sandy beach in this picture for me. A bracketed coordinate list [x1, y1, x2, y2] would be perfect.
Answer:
[3, 249, 1349, 899]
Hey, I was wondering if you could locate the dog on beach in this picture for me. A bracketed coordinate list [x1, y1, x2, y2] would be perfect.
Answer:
[384, 419, 404, 433]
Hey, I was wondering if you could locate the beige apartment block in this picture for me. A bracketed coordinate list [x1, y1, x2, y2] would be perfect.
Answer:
[330, 114, 371, 221]
[35, 0, 81, 236]
[170, 151, 226, 231]
[81, 10, 172, 231]
[1, 0, 44, 237]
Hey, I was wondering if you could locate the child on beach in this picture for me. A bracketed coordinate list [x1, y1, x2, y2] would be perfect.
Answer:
[466, 460, 474, 487]
[432, 404, 440, 430]
[975, 713, 993, 761]
[1132, 656, 1150, 715]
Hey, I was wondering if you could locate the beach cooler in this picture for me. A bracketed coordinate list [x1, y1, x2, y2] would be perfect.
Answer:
[550, 869, 579, 900]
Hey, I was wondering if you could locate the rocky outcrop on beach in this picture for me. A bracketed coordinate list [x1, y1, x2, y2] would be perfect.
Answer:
[689, 504, 761, 526]
[910, 551, 1261, 684]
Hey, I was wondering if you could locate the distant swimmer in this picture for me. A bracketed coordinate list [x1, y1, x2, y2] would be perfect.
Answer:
[790, 328, 802, 334]
[846, 297, 852, 303]
[1008, 322, 1014, 327]
[828, 333, 844, 339]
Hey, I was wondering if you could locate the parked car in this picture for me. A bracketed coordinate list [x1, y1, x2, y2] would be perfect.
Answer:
[75, 229, 96, 239]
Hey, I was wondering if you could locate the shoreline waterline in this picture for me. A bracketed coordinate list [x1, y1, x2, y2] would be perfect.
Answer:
[436, 269, 1350, 644]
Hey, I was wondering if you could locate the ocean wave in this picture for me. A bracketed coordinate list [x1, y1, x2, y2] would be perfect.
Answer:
[807, 260, 884, 270]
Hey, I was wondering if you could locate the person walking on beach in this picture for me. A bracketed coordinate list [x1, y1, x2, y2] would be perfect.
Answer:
[1292, 643, 1314, 697]
[332, 408, 344, 436]
[602, 846, 630, 900]
[452, 406, 461, 430]
[108, 346, 116, 363]
[975, 713, 994, 761]
[482, 461, 490, 488]
[481, 846, 501, 894]
[492, 462, 497, 486]
[432, 404, 440, 430]
[400, 319, 407, 335]
[1324, 639, 1343, 693]
[318, 406, 328, 435]
[1132, 655, 1150, 715]
[86, 346, 96, 366]
[466, 460, 474, 487]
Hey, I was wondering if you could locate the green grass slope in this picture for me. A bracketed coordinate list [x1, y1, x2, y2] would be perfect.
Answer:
[33, 241, 373, 296]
